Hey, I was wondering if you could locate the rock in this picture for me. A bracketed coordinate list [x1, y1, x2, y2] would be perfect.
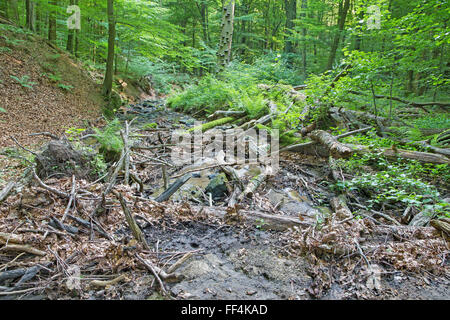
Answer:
[205, 173, 229, 200]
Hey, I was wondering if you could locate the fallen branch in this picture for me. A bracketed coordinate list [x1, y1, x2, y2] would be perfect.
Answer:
[0, 244, 46, 256]
[115, 191, 150, 250]
[309, 130, 354, 159]
[0, 182, 16, 203]
[90, 274, 128, 288]
[155, 174, 192, 202]
[194, 206, 311, 231]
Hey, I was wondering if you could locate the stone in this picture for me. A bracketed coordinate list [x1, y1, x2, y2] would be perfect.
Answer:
[205, 173, 229, 200]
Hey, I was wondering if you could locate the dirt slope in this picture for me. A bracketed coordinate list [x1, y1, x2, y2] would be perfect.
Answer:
[0, 26, 104, 148]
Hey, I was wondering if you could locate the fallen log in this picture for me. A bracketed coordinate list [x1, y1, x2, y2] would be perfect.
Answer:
[207, 110, 246, 120]
[155, 173, 192, 202]
[237, 168, 271, 202]
[194, 206, 312, 231]
[349, 90, 450, 110]
[351, 144, 449, 165]
[280, 126, 372, 153]
[187, 117, 235, 132]
[309, 130, 354, 159]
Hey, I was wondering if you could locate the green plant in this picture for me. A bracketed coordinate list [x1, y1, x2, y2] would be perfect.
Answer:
[93, 119, 124, 162]
[0, 107, 6, 113]
[10, 75, 36, 89]
[58, 83, 74, 92]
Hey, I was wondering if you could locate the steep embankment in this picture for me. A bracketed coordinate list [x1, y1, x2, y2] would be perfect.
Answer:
[0, 25, 104, 147]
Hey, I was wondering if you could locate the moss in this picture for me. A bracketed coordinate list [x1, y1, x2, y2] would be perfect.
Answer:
[187, 117, 235, 132]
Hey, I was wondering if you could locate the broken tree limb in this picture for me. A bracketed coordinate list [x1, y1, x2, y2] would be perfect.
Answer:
[349, 90, 450, 110]
[0, 244, 46, 256]
[32, 169, 69, 198]
[351, 144, 449, 165]
[207, 110, 246, 120]
[0, 232, 24, 245]
[237, 168, 271, 202]
[330, 196, 353, 220]
[120, 121, 131, 185]
[167, 252, 193, 274]
[0, 181, 16, 203]
[155, 173, 192, 202]
[194, 206, 311, 231]
[187, 117, 235, 132]
[115, 191, 150, 250]
[90, 274, 128, 288]
[309, 130, 354, 159]
[61, 175, 76, 222]
[280, 126, 372, 153]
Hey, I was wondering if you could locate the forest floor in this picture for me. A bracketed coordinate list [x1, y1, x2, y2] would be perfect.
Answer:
[0, 26, 104, 149]
[0, 98, 448, 300]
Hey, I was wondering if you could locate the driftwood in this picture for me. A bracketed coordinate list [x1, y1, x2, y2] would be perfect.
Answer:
[309, 130, 354, 159]
[155, 174, 192, 202]
[194, 206, 311, 231]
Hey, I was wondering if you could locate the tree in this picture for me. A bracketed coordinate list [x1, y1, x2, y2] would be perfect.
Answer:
[48, 0, 57, 43]
[284, 0, 297, 64]
[326, 0, 350, 70]
[102, 0, 116, 98]
[217, 0, 235, 70]
[0, 0, 8, 19]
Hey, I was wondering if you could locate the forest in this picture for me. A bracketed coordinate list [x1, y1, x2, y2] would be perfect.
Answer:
[0, 0, 449, 301]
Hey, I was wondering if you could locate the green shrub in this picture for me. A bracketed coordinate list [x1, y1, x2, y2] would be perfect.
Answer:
[93, 119, 124, 162]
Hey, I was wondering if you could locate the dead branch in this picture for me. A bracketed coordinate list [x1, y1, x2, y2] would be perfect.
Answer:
[115, 191, 150, 250]
[155, 174, 192, 202]
[0, 181, 16, 203]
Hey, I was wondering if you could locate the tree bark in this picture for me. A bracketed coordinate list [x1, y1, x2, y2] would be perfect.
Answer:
[309, 130, 354, 158]
[102, 0, 116, 98]
[48, 0, 57, 43]
[284, 0, 297, 64]
[217, 0, 235, 70]
[326, 0, 350, 70]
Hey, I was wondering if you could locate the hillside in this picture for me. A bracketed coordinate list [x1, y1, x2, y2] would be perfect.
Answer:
[0, 24, 103, 148]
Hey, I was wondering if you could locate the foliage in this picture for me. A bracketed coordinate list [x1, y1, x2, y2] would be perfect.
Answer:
[10, 75, 36, 89]
[338, 166, 440, 209]
[93, 119, 124, 162]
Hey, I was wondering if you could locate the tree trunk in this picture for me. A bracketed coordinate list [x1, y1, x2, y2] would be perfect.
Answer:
[217, 0, 235, 70]
[326, 0, 350, 70]
[301, 0, 307, 75]
[284, 0, 297, 64]
[1, 0, 8, 19]
[66, 0, 75, 53]
[25, 0, 36, 31]
[102, 0, 116, 98]
[48, 0, 57, 43]
[10, 0, 19, 24]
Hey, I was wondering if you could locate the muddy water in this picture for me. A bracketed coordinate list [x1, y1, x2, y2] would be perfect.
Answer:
[144, 220, 311, 300]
